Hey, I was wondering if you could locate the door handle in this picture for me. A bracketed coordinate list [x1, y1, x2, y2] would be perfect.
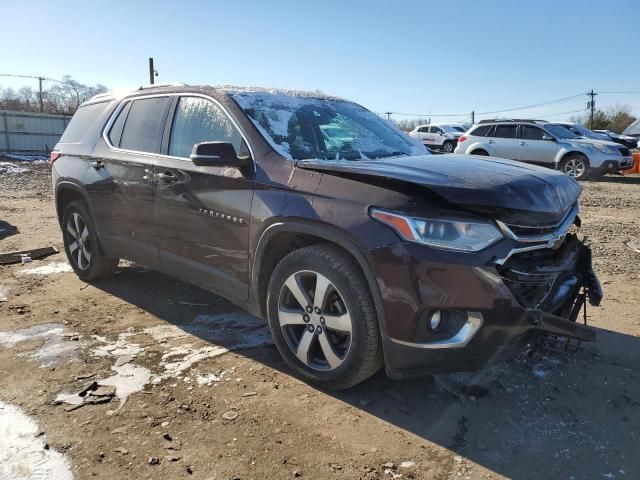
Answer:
[156, 171, 177, 184]
[519, 141, 527, 146]
[488, 140, 495, 144]
[90, 160, 104, 170]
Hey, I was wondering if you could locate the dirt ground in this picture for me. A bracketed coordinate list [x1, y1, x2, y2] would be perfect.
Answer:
[1, 159, 639, 480]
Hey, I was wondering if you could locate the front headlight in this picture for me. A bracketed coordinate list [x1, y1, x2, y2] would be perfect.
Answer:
[371, 209, 503, 252]
[584, 143, 617, 155]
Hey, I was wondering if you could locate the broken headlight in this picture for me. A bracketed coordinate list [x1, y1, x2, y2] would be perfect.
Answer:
[371, 209, 503, 252]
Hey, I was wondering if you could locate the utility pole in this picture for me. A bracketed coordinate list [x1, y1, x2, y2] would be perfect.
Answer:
[587, 90, 597, 129]
[38, 76, 44, 112]
[148, 58, 156, 85]
[470, 110, 475, 124]
[385, 111, 392, 120]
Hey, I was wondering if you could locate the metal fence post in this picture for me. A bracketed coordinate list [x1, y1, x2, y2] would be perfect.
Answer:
[1, 111, 10, 154]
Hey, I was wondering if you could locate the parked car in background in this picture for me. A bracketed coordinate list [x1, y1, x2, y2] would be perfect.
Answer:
[51, 85, 601, 389]
[409, 123, 464, 152]
[593, 130, 638, 149]
[552, 122, 610, 141]
[455, 119, 633, 180]
[622, 119, 640, 140]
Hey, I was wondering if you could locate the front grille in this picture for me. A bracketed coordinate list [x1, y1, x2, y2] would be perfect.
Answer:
[505, 224, 558, 238]
[618, 147, 631, 157]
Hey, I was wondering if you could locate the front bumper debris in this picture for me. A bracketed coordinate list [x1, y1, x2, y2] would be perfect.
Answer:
[378, 234, 602, 380]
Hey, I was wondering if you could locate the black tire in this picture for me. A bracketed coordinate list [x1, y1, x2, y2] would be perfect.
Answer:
[266, 244, 383, 390]
[442, 141, 455, 153]
[471, 149, 489, 156]
[62, 200, 118, 280]
[560, 153, 590, 181]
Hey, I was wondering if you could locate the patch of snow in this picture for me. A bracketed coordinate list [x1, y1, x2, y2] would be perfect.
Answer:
[0, 284, 9, 302]
[0, 162, 29, 175]
[100, 363, 151, 403]
[4, 154, 48, 162]
[0, 401, 74, 480]
[21, 262, 73, 275]
[195, 371, 228, 386]
[0, 323, 82, 367]
[92, 331, 143, 357]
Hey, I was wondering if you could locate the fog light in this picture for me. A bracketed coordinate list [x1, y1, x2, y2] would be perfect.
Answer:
[429, 310, 442, 331]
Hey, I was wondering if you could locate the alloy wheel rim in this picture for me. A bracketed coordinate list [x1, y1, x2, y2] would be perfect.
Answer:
[66, 212, 91, 270]
[444, 142, 453, 152]
[564, 158, 585, 177]
[278, 270, 352, 371]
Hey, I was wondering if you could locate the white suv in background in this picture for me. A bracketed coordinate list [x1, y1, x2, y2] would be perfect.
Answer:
[409, 123, 465, 152]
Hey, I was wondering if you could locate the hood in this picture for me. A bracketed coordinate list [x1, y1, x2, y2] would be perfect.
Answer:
[297, 154, 582, 225]
[566, 137, 624, 149]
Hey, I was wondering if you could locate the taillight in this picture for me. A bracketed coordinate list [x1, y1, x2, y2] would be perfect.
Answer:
[49, 151, 61, 164]
[458, 136, 467, 143]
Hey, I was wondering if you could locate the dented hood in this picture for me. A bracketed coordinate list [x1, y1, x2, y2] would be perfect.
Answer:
[297, 154, 582, 225]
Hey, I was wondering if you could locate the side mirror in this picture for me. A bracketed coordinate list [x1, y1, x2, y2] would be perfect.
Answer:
[189, 142, 249, 167]
[542, 134, 555, 141]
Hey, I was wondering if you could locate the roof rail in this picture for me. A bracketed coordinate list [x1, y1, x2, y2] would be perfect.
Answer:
[137, 82, 187, 90]
[478, 118, 548, 124]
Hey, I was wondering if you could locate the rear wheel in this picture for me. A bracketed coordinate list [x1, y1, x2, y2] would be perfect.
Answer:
[442, 140, 455, 153]
[62, 200, 118, 280]
[560, 154, 590, 180]
[266, 244, 383, 390]
[472, 149, 489, 156]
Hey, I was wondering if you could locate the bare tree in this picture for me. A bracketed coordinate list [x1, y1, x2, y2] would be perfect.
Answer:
[0, 76, 108, 115]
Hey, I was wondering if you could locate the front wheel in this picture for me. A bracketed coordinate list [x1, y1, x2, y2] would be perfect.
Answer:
[560, 154, 590, 181]
[266, 244, 383, 390]
[62, 200, 118, 280]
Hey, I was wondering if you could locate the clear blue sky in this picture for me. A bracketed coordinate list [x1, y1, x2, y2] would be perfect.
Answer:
[3, 0, 640, 122]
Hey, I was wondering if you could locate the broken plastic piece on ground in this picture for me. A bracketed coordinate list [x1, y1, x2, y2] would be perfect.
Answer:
[21, 256, 32, 264]
[624, 240, 640, 254]
[0, 246, 59, 265]
[0, 220, 18, 240]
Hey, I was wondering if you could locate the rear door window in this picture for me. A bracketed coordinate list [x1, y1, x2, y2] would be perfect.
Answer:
[168, 96, 244, 158]
[494, 124, 518, 138]
[521, 125, 545, 140]
[59, 102, 109, 143]
[119, 97, 170, 153]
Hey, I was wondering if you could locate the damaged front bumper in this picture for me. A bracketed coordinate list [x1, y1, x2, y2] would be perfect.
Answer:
[373, 233, 602, 380]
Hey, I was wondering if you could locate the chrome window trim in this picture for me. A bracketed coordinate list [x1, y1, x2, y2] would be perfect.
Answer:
[388, 312, 483, 349]
[101, 92, 256, 171]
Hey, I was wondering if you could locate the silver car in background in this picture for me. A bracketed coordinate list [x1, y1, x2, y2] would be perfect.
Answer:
[454, 120, 633, 180]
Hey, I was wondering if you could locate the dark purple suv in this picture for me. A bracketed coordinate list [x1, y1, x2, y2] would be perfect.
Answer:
[51, 84, 602, 389]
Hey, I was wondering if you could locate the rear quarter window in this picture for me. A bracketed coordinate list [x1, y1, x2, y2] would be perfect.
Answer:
[469, 125, 491, 137]
[59, 102, 109, 143]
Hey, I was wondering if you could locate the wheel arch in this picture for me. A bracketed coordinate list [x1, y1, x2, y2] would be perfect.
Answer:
[55, 181, 93, 225]
[250, 220, 388, 338]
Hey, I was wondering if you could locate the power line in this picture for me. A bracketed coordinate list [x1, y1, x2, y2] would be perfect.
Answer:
[387, 93, 585, 119]
[476, 93, 584, 115]
[598, 91, 640, 95]
[537, 108, 587, 119]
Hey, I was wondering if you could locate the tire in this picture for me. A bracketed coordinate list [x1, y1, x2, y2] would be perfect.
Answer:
[62, 200, 118, 280]
[266, 244, 383, 390]
[471, 149, 489, 156]
[560, 154, 590, 181]
[442, 141, 455, 153]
